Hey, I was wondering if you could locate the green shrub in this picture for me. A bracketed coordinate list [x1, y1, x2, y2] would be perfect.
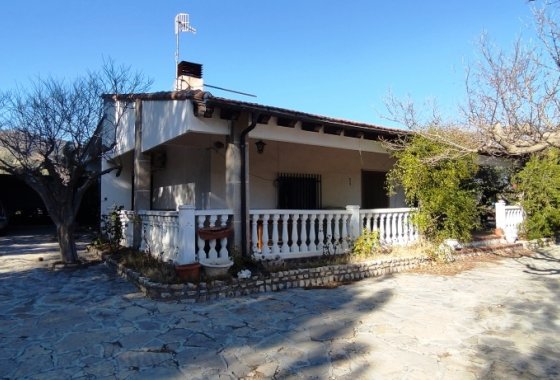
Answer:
[100, 205, 124, 252]
[352, 229, 381, 258]
[387, 135, 480, 243]
[514, 148, 560, 239]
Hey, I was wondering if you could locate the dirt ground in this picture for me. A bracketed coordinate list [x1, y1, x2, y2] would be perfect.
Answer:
[410, 248, 534, 276]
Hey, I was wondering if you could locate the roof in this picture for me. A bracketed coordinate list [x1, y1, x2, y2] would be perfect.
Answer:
[104, 90, 408, 139]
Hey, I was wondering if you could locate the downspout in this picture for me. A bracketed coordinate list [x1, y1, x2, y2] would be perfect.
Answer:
[239, 112, 258, 257]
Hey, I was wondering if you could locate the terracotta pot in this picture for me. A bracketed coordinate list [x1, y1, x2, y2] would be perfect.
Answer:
[198, 226, 233, 240]
[494, 228, 504, 237]
[175, 262, 201, 283]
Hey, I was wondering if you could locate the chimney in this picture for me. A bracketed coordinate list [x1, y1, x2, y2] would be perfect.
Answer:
[176, 61, 203, 91]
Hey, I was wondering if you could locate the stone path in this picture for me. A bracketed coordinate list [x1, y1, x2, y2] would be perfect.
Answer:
[1, 229, 559, 379]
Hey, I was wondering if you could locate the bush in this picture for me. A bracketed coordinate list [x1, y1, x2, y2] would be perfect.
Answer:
[100, 205, 124, 252]
[387, 135, 480, 243]
[514, 148, 560, 239]
[352, 229, 381, 258]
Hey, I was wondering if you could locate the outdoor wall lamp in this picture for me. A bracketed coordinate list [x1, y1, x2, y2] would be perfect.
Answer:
[255, 140, 266, 154]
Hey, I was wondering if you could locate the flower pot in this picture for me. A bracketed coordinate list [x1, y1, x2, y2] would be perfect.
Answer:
[494, 228, 504, 237]
[175, 262, 201, 283]
[201, 261, 234, 279]
[504, 227, 518, 244]
[198, 226, 233, 240]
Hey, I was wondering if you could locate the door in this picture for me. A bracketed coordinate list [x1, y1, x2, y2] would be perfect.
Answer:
[362, 171, 389, 209]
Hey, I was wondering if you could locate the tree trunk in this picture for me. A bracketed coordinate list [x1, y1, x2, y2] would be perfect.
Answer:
[56, 223, 79, 264]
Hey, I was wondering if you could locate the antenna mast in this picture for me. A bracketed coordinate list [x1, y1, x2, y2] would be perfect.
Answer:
[175, 13, 196, 89]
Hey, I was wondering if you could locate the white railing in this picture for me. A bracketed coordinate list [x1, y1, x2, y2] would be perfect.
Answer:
[504, 205, 524, 230]
[119, 210, 135, 248]
[250, 210, 353, 259]
[195, 209, 234, 264]
[495, 201, 524, 234]
[360, 208, 418, 245]
[121, 206, 420, 265]
[138, 210, 180, 262]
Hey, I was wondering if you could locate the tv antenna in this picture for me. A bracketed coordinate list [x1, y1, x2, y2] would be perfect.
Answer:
[175, 13, 196, 88]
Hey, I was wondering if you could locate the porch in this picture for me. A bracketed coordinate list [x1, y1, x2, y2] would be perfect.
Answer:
[118, 200, 525, 266]
[119, 206, 419, 265]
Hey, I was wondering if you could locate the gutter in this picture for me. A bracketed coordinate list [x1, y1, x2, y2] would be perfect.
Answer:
[239, 112, 259, 257]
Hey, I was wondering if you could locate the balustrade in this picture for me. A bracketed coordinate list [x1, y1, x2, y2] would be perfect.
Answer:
[250, 210, 353, 260]
[137, 211, 180, 262]
[121, 206, 418, 265]
[195, 209, 233, 264]
[360, 208, 418, 245]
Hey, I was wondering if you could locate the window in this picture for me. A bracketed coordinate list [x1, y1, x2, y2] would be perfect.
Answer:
[277, 173, 322, 209]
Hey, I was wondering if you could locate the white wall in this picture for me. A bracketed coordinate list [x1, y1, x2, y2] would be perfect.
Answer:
[100, 151, 133, 213]
[245, 139, 405, 209]
[151, 143, 211, 210]
[142, 101, 229, 151]
[103, 101, 135, 157]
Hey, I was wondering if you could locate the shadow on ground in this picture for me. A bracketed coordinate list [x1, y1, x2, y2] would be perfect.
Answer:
[470, 247, 560, 379]
[0, 228, 396, 379]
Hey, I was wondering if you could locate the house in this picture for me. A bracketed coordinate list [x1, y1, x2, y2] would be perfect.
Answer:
[100, 62, 423, 265]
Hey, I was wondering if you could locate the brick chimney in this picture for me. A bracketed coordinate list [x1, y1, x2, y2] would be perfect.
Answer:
[176, 61, 203, 91]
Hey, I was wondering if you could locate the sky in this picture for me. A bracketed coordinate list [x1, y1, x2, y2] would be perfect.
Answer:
[0, 1, 540, 128]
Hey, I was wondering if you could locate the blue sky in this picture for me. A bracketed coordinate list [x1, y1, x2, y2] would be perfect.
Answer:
[0, 1, 537, 127]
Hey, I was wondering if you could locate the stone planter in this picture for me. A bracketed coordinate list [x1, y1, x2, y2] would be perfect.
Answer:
[175, 262, 201, 283]
[504, 227, 518, 244]
[201, 261, 234, 279]
[197, 226, 233, 240]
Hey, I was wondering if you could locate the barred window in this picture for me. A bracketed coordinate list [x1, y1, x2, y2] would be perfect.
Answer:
[277, 173, 321, 209]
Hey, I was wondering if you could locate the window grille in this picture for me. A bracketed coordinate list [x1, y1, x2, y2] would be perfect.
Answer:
[277, 173, 322, 209]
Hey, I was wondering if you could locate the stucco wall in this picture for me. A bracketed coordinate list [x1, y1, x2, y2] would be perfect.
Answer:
[141, 101, 229, 151]
[100, 151, 133, 213]
[245, 139, 404, 209]
[151, 143, 211, 210]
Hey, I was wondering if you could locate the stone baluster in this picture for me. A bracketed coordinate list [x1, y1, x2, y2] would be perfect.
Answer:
[300, 214, 309, 253]
[326, 214, 334, 252]
[402, 213, 410, 244]
[372, 214, 379, 233]
[281, 214, 290, 254]
[251, 214, 259, 254]
[391, 213, 397, 244]
[308, 213, 317, 252]
[379, 213, 386, 244]
[208, 215, 218, 260]
[341, 214, 349, 251]
[291, 214, 300, 253]
[271, 214, 280, 254]
[333, 214, 341, 251]
[317, 214, 325, 252]
[261, 214, 270, 256]
[219, 214, 229, 260]
[196, 215, 206, 261]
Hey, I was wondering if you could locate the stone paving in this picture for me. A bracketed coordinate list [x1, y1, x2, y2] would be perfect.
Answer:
[1, 229, 560, 379]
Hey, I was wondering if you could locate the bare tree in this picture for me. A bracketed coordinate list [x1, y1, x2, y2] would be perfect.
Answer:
[385, 3, 560, 158]
[0, 61, 151, 263]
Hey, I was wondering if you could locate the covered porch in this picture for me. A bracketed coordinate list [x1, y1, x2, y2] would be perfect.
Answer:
[119, 206, 419, 265]
[101, 88, 525, 266]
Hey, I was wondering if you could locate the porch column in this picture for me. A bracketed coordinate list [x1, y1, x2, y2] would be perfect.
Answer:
[346, 205, 361, 238]
[225, 113, 249, 252]
[132, 99, 151, 249]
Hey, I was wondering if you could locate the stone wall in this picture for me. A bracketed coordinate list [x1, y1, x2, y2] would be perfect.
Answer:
[105, 242, 532, 302]
[105, 256, 429, 302]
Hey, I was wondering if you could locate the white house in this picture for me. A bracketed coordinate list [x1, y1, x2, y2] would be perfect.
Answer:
[101, 62, 420, 266]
